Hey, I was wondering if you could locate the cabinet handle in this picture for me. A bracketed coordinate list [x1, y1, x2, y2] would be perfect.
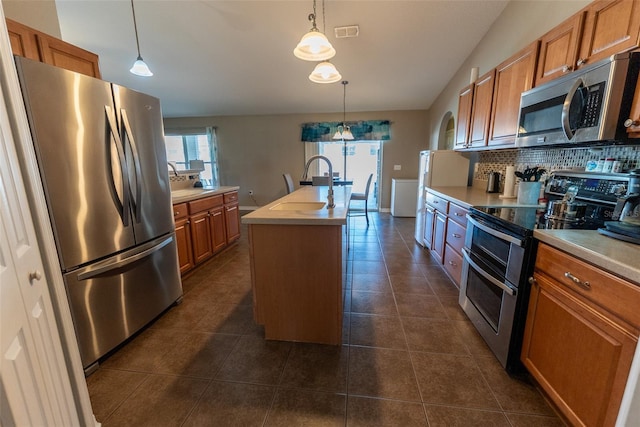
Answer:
[213, 211, 222, 217]
[452, 233, 462, 238]
[227, 206, 238, 212]
[29, 270, 42, 283]
[576, 58, 586, 66]
[454, 212, 463, 216]
[624, 118, 640, 128]
[562, 64, 573, 73]
[174, 211, 180, 216]
[528, 276, 536, 285]
[186, 220, 190, 225]
[448, 261, 457, 266]
[564, 271, 591, 289]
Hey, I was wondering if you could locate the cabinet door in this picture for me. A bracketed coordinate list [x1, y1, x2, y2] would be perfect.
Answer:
[522, 274, 637, 427]
[488, 41, 539, 147]
[190, 211, 213, 264]
[454, 84, 474, 149]
[174, 217, 194, 274]
[225, 202, 241, 243]
[209, 207, 227, 253]
[577, 0, 640, 69]
[468, 70, 496, 148]
[431, 211, 447, 264]
[6, 19, 40, 60]
[535, 13, 585, 86]
[626, 74, 640, 137]
[423, 206, 435, 249]
[37, 34, 101, 78]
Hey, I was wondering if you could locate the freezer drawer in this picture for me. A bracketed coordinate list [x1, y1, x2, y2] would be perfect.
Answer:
[63, 234, 182, 369]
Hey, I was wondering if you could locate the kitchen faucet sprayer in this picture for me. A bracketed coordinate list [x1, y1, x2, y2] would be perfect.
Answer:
[302, 155, 335, 208]
[167, 162, 179, 176]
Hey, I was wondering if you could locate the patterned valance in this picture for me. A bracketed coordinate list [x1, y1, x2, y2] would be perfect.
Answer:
[301, 120, 391, 142]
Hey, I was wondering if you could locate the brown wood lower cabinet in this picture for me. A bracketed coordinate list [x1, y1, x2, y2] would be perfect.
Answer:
[172, 203, 194, 274]
[522, 243, 640, 426]
[173, 190, 240, 275]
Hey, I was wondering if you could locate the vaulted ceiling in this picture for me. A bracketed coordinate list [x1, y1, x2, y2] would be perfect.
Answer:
[53, 1, 509, 118]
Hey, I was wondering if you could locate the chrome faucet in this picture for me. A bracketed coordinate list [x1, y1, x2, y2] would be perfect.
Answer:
[167, 162, 179, 177]
[302, 155, 335, 208]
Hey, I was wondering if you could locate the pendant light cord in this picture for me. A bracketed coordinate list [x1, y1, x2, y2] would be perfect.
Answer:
[322, 0, 326, 34]
[131, 0, 142, 57]
[342, 80, 348, 126]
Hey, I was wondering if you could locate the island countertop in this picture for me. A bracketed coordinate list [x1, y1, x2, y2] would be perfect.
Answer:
[242, 186, 351, 225]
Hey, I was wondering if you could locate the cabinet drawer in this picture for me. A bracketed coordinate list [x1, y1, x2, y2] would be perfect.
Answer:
[173, 203, 188, 220]
[535, 243, 640, 328]
[443, 244, 463, 287]
[448, 203, 468, 227]
[445, 218, 466, 254]
[224, 191, 239, 204]
[426, 192, 448, 210]
[188, 194, 223, 214]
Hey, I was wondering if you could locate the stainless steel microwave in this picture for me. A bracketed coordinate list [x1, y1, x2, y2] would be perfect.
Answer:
[516, 52, 640, 148]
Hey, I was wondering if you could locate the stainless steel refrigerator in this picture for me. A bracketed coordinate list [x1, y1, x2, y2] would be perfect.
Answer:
[15, 56, 182, 373]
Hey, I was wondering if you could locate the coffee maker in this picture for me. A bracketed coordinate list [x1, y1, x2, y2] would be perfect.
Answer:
[599, 169, 640, 244]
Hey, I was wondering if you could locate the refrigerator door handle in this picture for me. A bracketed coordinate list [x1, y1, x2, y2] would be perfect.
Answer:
[120, 108, 143, 222]
[104, 105, 130, 226]
[77, 235, 173, 281]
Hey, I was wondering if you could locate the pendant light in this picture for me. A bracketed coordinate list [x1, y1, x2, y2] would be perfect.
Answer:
[333, 81, 354, 140]
[293, 0, 336, 62]
[309, 61, 342, 84]
[129, 0, 153, 77]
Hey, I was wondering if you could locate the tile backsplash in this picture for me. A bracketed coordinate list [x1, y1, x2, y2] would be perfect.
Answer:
[476, 145, 640, 185]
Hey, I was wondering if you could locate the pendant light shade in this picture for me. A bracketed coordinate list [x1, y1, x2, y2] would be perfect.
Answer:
[129, 0, 152, 77]
[130, 55, 153, 76]
[333, 81, 354, 139]
[309, 61, 341, 84]
[294, 31, 336, 61]
[293, 0, 335, 62]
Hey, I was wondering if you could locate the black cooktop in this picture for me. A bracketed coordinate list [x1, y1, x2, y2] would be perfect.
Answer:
[470, 206, 605, 237]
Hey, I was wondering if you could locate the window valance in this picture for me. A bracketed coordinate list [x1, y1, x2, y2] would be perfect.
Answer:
[301, 120, 390, 142]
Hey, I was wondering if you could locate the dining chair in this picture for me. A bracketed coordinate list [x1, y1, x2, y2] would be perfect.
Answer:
[349, 173, 373, 225]
[283, 173, 295, 194]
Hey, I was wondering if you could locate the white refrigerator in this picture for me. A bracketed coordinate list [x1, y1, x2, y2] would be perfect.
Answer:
[415, 150, 470, 245]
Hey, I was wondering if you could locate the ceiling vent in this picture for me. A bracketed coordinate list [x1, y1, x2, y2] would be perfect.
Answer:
[334, 25, 359, 38]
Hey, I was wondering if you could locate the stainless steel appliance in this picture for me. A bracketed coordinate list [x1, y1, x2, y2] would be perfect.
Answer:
[460, 170, 628, 372]
[415, 150, 469, 245]
[516, 52, 640, 148]
[599, 169, 640, 243]
[15, 56, 182, 373]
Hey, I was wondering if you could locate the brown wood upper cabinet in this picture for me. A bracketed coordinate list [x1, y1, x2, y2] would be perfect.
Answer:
[536, 13, 585, 86]
[488, 41, 539, 147]
[468, 70, 496, 149]
[535, 0, 640, 87]
[6, 18, 101, 79]
[454, 84, 474, 149]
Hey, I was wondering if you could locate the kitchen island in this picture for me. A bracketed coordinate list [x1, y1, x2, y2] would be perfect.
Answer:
[242, 186, 351, 345]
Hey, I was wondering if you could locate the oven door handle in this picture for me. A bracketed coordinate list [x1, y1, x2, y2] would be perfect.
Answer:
[466, 214, 524, 247]
[462, 248, 517, 297]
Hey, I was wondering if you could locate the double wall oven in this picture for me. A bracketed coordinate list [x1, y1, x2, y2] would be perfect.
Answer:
[459, 171, 629, 372]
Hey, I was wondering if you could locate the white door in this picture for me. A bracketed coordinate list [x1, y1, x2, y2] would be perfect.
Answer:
[0, 66, 79, 426]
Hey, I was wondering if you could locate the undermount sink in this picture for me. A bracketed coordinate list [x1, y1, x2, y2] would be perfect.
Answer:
[269, 201, 326, 211]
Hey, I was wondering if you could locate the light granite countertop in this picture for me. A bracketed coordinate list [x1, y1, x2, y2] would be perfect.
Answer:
[171, 186, 239, 204]
[242, 185, 351, 226]
[427, 185, 544, 209]
[534, 230, 640, 285]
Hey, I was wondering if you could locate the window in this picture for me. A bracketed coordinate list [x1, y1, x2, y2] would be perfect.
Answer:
[165, 127, 219, 186]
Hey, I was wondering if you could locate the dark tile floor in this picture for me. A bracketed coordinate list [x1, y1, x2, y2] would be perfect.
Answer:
[87, 213, 564, 426]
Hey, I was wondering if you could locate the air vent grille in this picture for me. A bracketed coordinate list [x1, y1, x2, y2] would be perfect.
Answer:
[334, 25, 359, 38]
